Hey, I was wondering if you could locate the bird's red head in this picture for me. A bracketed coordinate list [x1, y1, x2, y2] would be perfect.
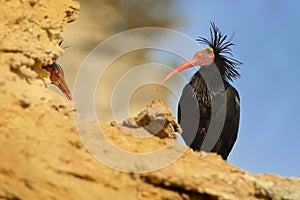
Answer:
[157, 47, 214, 91]
[43, 61, 72, 100]
[157, 22, 242, 91]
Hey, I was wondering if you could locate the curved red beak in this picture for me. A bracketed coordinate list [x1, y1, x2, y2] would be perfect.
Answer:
[156, 58, 197, 91]
[52, 73, 73, 100]
[157, 47, 214, 91]
[44, 61, 73, 100]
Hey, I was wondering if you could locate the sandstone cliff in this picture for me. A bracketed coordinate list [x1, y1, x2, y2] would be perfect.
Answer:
[0, 1, 300, 200]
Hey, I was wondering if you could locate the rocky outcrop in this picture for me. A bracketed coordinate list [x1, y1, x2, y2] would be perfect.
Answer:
[0, 0, 300, 200]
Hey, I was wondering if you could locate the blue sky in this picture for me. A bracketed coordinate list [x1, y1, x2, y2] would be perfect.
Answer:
[168, 0, 300, 177]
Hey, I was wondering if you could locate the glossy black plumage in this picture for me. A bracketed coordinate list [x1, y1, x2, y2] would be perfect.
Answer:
[178, 23, 242, 160]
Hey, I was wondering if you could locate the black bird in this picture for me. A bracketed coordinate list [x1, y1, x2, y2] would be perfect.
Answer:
[157, 23, 242, 160]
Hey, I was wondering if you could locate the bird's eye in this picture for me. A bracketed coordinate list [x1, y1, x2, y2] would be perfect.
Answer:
[201, 54, 206, 58]
[203, 49, 212, 54]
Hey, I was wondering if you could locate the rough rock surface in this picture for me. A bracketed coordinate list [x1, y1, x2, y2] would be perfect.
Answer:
[118, 99, 182, 139]
[1, 0, 300, 200]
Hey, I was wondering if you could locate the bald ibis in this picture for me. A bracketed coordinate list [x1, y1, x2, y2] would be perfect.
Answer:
[158, 23, 242, 160]
[42, 41, 72, 100]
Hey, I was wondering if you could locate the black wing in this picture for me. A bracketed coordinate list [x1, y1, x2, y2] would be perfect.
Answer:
[178, 83, 240, 160]
[215, 85, 240, 159]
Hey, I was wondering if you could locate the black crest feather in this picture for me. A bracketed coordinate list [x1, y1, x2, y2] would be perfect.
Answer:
[196, 22, 242, 81]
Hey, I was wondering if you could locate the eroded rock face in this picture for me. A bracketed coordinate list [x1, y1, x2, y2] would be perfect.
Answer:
[1, 0, 300, 200]
[0, 0, 79, 85]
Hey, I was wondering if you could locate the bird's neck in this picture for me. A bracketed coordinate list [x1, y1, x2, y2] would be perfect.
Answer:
[190, 65, 228, 104]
